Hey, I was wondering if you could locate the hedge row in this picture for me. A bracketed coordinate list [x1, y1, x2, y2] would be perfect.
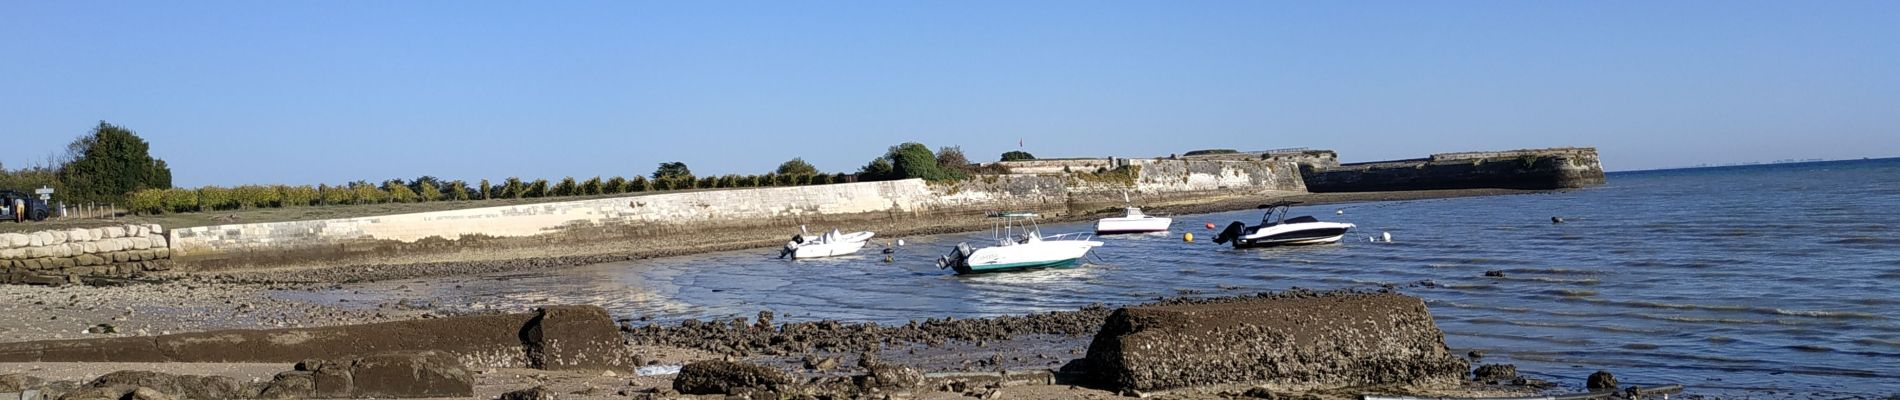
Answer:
[126, 172, 854, 215]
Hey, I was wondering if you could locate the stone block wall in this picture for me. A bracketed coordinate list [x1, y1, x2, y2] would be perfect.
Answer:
[1, 224, 172, 284]
[164, 160, 1307, 272]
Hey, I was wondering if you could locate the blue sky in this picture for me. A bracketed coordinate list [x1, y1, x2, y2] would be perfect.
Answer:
[3, 1, 1895, 187]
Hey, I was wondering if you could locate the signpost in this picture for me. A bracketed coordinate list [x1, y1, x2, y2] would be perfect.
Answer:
[34, 186, 53, 201]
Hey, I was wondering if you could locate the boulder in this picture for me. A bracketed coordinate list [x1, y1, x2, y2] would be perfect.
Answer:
[347, 352, 474, 398]
[257, 371, 314, 399]
[66, 229, 92, 242]
[48, 231, 67, 245]
[1, 233, 27, 248]
[0, 373, 45, 391]
[57, 386, 128, 400]
[87, 370, 243, 400]
[859, 363, 924, 390]
[1084, 292, 1469, 392]
[1472, 364, 1518, 383]
[130, 237, 151, 250]
[673, 360, 797, 395]
[1586, 370, 1617, 391]
[521, 305, 637, 371]
[499, 385, 558, 400]
[128, 387, 175, 400]
[103, 227, 125, 239]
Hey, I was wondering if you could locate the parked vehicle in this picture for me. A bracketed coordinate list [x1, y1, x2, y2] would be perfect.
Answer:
[0, 190, 50, 222]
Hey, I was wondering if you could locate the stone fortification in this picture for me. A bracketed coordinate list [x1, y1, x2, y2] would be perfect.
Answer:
[1303, 147, 1605, 192]
[1, 224, 172, 284]
[164, 159, 1303, 272]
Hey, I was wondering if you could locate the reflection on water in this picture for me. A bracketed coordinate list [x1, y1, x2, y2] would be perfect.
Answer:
[277, 159, 1900, 396]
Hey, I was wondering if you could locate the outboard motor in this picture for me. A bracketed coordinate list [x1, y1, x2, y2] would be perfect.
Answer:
[938, 242, 973, 269]
[1212, 221, 1247, 245]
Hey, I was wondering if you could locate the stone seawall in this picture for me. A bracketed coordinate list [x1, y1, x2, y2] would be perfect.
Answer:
[1302, 147, 1605, 192]
[164, 159, 1303, 273]
[1, 224, 172, 284]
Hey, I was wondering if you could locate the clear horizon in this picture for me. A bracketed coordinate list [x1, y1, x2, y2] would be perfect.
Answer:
[3, 1, 1895, 187]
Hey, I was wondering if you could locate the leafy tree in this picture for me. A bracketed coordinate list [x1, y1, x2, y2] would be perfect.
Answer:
[503, 177, 525, 199]
[858, 157, 895, 181]
[1000, 150, 1036, 162]
[526, 179, 550, 198]
[605, 176, 628, 194]
[351, 181, 385, 204]
[319, 184, 352, 205]
[937, 146, 973, 174]
[888, 142, 962, 181]
[417, 180, 441, 202]
[629, 176, 651, 192]
[775, 158, 819, 176]
[553, 177, 578, 197]
[56, 121, 173, 203]
[384, 180, 418, 203]
[478, 179, 492, 200]
[446, 180, 470, 201]
[581, 176, 603, 195]
[653, 162, 692, 179]
[407, 176, 442, 195]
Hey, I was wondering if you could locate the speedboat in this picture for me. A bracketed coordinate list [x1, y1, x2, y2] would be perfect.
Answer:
[1094, 193, 1171, 234]
[780, 226, 875, 259]
[1212, 201, 1355, 248]
[938, 212, 1103, 274]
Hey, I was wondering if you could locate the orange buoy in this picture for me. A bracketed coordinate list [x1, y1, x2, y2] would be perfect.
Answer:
[1184, 232, 1194, 242]
[1204, 222, 1216, 229]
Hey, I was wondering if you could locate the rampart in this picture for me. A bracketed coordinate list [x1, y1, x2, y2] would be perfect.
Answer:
[163, 159, 1302, 273]
[1302, 147, 1605, 192]
[1, 224, 173, 284]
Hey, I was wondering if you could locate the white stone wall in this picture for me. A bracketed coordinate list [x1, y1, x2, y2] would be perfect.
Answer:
[2, 224, 173, 282]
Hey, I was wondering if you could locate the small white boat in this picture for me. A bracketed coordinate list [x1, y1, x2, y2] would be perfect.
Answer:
[938, 213, 1103, 274]
[781, 227, 875, 259]
[1212, 201, 1356, 248]
[1095, 206, 1171, 234]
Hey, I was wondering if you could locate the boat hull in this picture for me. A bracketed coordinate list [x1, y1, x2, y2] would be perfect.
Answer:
[1095, 217, 1172, 234]
[1232, 223, 1354, 248]
[791, 240, 869, 258]
[953, 240, 1102, 275]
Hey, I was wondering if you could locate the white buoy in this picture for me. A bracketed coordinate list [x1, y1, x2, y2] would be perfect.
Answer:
[1382, 232, 1392, 243]
[1336, 209, 1344, 215]
[896, 239, 905, 246]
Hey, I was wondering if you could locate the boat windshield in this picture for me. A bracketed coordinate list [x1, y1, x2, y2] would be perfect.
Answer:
[1125, 207, 1145, 218]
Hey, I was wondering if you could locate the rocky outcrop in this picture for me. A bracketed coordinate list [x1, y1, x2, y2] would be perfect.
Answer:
[1, 224, 172, 285]
[284, 352, 474, 398]
[673, 360, 798, 395]
[0, 305, 635, 371]
[1083, 291, 1469, 392]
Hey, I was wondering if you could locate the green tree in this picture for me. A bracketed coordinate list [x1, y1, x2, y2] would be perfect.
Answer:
[629, 177, 651, 192]
[446, 180, 470, 201]
[351, 181, 385, 204]
[775, 158, 819, 176]
[384, 180, 419, 203]
[503, 177, 525, 199]
[552, 177, 578, 197]
[56, 121, 173, 203]
[478, 179, 492, 200]
[652, 162, 692, 179]
[937, 146, 973, 175]
[417, 180, 441, 202]
[888, 142, 962, 181]
[1000, 150, 1036, 161]
[581, 176, 603, 195]
[605, 176, 628, 194]
[526, 179, 549, 198]
[858, 157, 895, 181]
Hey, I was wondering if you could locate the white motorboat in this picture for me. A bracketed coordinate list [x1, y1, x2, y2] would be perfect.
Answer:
[1212, 201, 1355, 248]
[780, 226, 875, 259]
[938, 212, 1103, 274]
[1095, 206, 1171, 234]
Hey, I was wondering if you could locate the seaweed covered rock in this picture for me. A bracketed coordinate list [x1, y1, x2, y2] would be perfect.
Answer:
[1083, 291, 1468, 392]
[673, 360, 797, 395]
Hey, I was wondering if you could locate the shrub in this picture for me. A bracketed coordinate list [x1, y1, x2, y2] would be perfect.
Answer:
[858, 157, 895, 181]
[233, 185, 280, 208]
[888, 142, 962, 181]
[629, 177, 650, 192]
[127, 189, 165, 214]
[777, 173, 797, 186]
[718, 175, 739, 188]
[446, 180, 470, 201]
[351, 183, 385, 204]
[417, 180, 441, 202]
[319, 184, 351, 205]
[526, 179, 549, 198]
[503, 177, 525, 199]
[197, 186, 235, 211]
[1001, 150, 1035, 161]
[811, 174, 832, 185]
[605, 176, 628, 194]
[833, 172, 850, 183]
[1183, 149, 1238, 156]
[697, 176, 717, 190]
[386, 183, 419, 203]
[937, 146, 973, 174]
[281, 185, 319, 207]
[160, 188, 198, 213]
[551, 177, 577, 197]
[478, 179, 492, 200]
[581, 177, 603, 195]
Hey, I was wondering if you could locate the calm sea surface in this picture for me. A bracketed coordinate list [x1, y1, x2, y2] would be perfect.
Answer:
[283, 158, 1900, 396]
